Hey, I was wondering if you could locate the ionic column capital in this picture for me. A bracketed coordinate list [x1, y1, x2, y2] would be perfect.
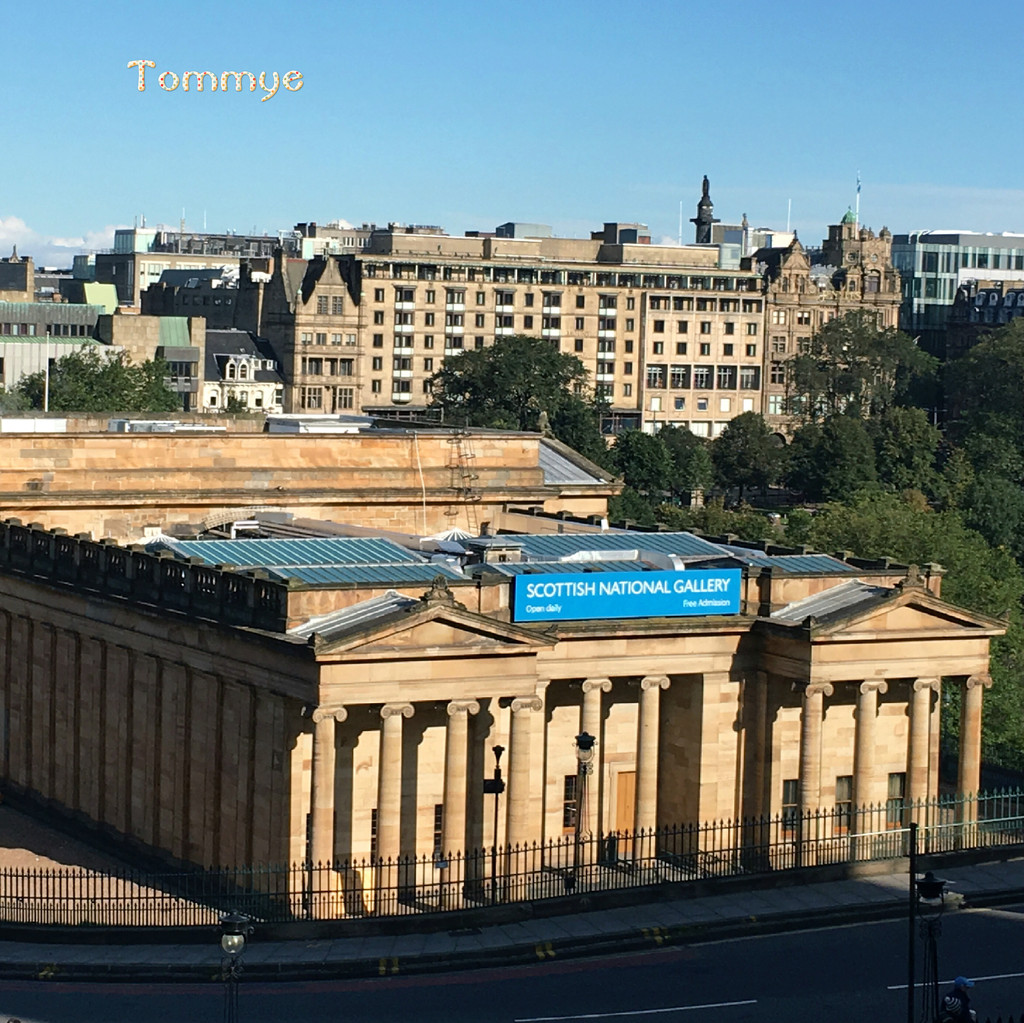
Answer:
[913, 677, 941, 693]
[965, 673, 993, 691]
[510, 695, 543, 714]
[640, 674, 670, 692]
[381, 702, 414, 720]
[311, 705, 347, 724]
[582, 677, 612, 695]
[794, 681, 834, 698]
[446, 699, 480, 717]
[858, 680, 888, 696]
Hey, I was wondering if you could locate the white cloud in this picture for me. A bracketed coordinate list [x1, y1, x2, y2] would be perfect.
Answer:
[0, 216, 124, 268]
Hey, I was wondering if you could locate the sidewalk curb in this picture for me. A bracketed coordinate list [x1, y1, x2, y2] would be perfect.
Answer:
[1, 889, 1018, 984]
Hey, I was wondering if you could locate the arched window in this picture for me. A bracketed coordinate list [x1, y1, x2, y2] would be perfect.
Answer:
[239, 363, 249, 379]
[226, 362, 236, 379]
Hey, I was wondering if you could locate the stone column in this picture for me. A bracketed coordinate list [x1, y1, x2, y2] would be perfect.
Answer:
[795, 681, 832, 868]
[958, 674, 991, 802]
[506, 696, 542, 850]
[796, 681, 833, 814]
[580, 678, 611, 842]
[908, 678, 938, 813]
[634, 675, 670, 844]
[441, 699, 480, 859]
[376, 703, 414, 862]
[311, 707, 347, 867]
[853, 681, 887, 812]
[310, 706, 346, 918]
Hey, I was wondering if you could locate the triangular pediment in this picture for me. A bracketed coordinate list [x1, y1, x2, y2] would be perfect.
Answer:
[811, 588, 1005, 641]
[313, 601, 552, 657]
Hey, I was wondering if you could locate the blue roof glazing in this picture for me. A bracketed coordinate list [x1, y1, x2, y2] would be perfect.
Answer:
[266, 563, 464, 585]
[153, 537, 420, 568]
[717, 545, 856, 574]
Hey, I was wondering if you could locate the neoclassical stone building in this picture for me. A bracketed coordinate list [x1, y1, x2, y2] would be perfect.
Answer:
[0, 519, 1002, 911]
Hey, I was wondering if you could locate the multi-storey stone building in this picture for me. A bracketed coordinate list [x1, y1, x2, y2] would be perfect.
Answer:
[258, 224, 766, 436]
[750, 212, 902, 431]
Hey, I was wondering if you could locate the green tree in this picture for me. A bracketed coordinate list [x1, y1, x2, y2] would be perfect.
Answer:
[18, 348, 181, 414]
[948, 321, 1024, 482]
[224, 394, 249, 414]
[660, 426, 715, 503]
[711, 412, 781, 503]
[804, 492, 1024, 768]
[868, 405, 941, 495]
[611, 429, 673, 498]
[961, 474, 1024, 562]
[788, 311, 937, 422]
[657, 499, 779, 541]
[429, 334, 591, 431]
[786, 415, 877, 501]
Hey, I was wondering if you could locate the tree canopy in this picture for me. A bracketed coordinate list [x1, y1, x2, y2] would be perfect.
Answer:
[711, 412, 781, 502]
[18, 348, 182, 414]
[788, 311, 937, 422]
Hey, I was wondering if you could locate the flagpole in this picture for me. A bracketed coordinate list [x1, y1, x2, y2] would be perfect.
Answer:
[855, 171, 861, 227]
[43, 341, 50, 413]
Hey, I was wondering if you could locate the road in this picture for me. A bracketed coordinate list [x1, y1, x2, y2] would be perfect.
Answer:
[1, 903, 1022, 1023]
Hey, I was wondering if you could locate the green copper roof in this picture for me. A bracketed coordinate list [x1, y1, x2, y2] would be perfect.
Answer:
[158, 318, 191, 346]
[841, 208, 856, 224]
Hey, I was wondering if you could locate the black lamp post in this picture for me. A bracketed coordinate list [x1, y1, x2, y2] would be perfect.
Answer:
[482, 744, 505, 904]
[572, 731, 596, 886]
[219, 911, 252, 1023]
[915, 870, 948, 1023]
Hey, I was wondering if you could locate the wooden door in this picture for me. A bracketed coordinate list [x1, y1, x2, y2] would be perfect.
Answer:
[615, 770, 636, 833]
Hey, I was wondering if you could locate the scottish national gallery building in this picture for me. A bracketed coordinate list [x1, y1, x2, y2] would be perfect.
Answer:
[0, 517, 1004, 913]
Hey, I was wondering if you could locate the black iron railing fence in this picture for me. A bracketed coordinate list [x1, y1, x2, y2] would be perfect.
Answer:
[2, 789, 1022, 928]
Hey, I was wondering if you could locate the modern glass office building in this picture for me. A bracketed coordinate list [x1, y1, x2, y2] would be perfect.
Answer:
[892, 230, 1024, 353]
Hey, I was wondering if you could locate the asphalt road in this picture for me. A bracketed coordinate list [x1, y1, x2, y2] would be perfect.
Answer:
[1, 903, 1022, 1023]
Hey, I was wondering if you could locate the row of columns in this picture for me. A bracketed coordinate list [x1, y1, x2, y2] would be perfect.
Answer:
[309, 671, 990, 866]
[306, 675, 671, 867]
[794, 674, 990, 816]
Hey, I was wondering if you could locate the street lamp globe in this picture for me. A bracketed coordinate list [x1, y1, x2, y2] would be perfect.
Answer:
[575, 731, 596, 772]
[915, 871, 947, 921]
[220, 911, 251, 958]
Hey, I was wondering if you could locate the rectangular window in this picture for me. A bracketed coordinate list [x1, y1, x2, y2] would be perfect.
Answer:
[670, 364, 690, 389]
[623, 361, 633, 374]
[782, 779, 799, 836]
[739, 366, 760, 389]
[746, 323, 758, 336]
[335, 386, 354, 410]
[374, 310, 384, 325]
[372, 356, 383, 371]
[646, 364, 666, 389]
[767, 394, 784, 415]
[425, 312, 435, 326]
[300, 386, 323, 410]
[371, 379, 382, 393]
[425, 289, 436, 303]
[332, 296, 344, 315]
[317, 295, 329, 314]
[770, 361, 786, 385]
[886, 772, 906, 828]
[674, 396, 685, 410]
[475, 313, 485, 327]
[433, 804, 444, 857]
[770, 310, 786, 325]
[373, 333, 384, 347]
[370, 808, 378, 859]
[574, 339, 584, 352]
[623, 383, 632, 397]
[716, 365, 737, 389]
[575, 317, 585, 330]
[835, 775, 853, 834]
[524, 315, 533, 329]
[700, 342, 711, 356]
[562, 775, 578, 829]
[796, 311, 811, 326]
[424, 335, 434, 348]
[576, 295, 586, 309]
[652, 341, 664, 355]
[525, 293, 535, 307]
[476, 291, 486, 305]
[692, 365, 713, 389]
[723, 343, 734, 356]
[677, 320, 688, 333]
[745, 344, 757, 357]
[724, 322, 735, 335]
[316, 332, 327, 345]
[625, 318, 635, 331]
[700, 321, 712, 334]
[653, 319, 665, 333]
[676, 342, 688, 355]
[374, 288, 385, 302]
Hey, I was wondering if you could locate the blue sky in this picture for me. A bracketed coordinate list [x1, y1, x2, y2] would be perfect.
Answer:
[3, 0, 1023, 264]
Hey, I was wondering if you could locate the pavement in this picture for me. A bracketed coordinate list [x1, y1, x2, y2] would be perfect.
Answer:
[0, 856, 1021, 983]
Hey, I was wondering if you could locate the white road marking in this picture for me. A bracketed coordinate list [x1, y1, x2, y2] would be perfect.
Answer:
[514, 1000, 758, 1021]
[888, 971, 1024, 991]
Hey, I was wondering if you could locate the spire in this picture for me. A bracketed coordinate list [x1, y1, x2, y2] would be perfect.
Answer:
[691, 175, 720, 244]
[10, 245, 17, 261]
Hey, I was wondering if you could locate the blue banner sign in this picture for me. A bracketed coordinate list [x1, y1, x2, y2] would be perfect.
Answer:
[511, 569, 741, 623]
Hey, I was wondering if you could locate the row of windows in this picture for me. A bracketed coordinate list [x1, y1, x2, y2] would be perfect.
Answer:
[645, 364, 761, 390]
[300, 357, 355, 377]
[314, 295, 346, 315]
[299, 385, 355, 410]
[652, 341, 758, 358]
[363, 263, 760, 291]
[1, 322, 90, 336]
[298, 332, 359, 346]
[652, 320, 759, 336]
[781, 773, 906, 833]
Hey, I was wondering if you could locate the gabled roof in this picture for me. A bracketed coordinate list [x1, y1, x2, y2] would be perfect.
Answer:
[771, 579, 891, 624]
